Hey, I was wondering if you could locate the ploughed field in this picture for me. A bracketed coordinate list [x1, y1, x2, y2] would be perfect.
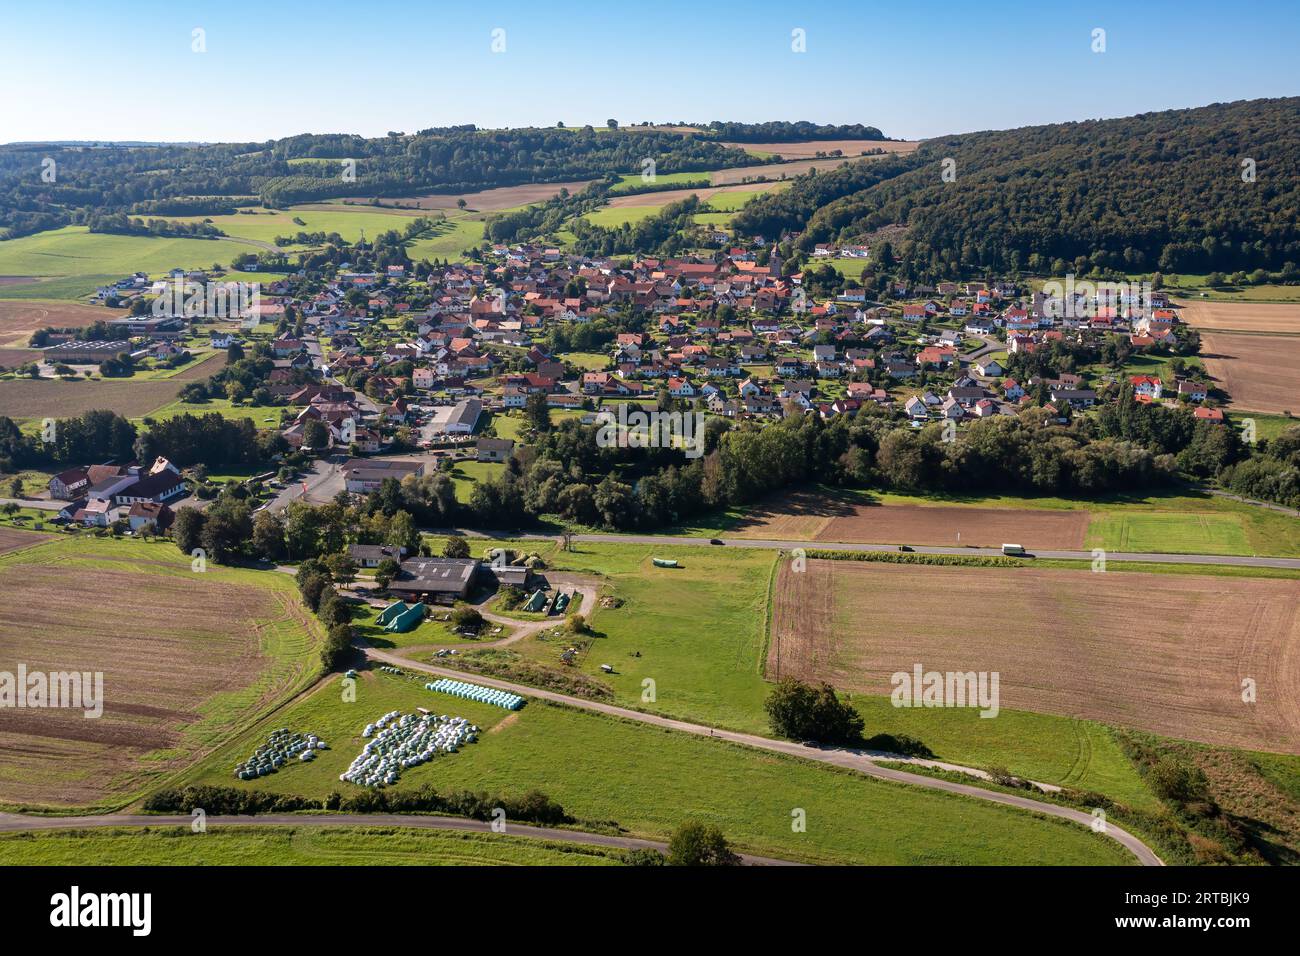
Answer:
[769, 559, 1300, 753]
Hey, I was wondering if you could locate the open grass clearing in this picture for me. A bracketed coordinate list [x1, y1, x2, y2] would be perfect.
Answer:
[176, 670, 1131, 865]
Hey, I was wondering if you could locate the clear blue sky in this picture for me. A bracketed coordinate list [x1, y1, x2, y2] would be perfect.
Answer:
[2, 0, 1297, 144]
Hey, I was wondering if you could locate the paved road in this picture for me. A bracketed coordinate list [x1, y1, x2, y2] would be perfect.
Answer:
[0, 812, 801, 866]
[422, 527, 1300, 571]
[367, 648, 1163, 866]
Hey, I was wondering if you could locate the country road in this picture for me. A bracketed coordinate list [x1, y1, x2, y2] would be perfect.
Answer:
[421, 527, 1300, 571]
[0, 812, 801, 866]
[366, 647, 1163, 866]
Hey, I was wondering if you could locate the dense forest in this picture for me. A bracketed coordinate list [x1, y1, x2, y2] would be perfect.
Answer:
[702, 121, 887, 142]
[734, 97, 1300, 277]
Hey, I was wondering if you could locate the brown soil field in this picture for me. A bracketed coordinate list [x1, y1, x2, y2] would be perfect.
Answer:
[727, 489, 1089, 549]
[0, 527, 53, 554]
[0, 301, 108, 348]
[769, 560, 1300, 753]
[0, 557, 316, 807]
[0, 351, 227, 420]
[1199, 331, 1300, 414]
[721, 139, 920, 159]
[816, 505, 1088, 549]
[710, 155, 895, 185]
[1176, 299, 1300, 333]
[0, 348, 35, 368]
[606, 181, 783, 209]
[333, 180, 595, 213]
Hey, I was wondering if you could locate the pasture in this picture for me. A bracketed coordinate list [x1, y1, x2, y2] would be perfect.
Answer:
[0, 537, 323, 809]
[0, 227, 257, 279]
[769, 559, 1300, 754]
[177, 668, 1130, 865]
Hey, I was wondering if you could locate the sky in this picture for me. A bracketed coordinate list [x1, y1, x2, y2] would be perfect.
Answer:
[2, 0, 1298, 144]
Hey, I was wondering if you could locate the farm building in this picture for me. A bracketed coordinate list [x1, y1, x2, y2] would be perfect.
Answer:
[343, 458, 425, 493]
[387, 558, 480, 604]
[42, 340, 136, 364]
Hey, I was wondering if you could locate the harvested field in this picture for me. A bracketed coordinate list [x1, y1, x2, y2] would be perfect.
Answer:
[0, 528, 53, 554]
[769, 560, 1300, 753]
[711, 155, 889, 184]
[727, 490, 1089, 549]
[0, 350, 227, 420]
[0, 301, 107, 348]
[0, 540, 321, 807]
[721, 139, 920, 159]
[1176, 299, 1300, 333]
[1200, 331, 1300, 414]
[605, 181, 782, 209]
[332, 181, 594, 213]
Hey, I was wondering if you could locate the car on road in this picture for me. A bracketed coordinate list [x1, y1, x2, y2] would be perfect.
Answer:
[709, 538, 724, 545]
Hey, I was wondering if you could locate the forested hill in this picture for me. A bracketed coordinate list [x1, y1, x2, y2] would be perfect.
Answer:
[734, 97, 1300, 276]
[0, 126, 773, 239]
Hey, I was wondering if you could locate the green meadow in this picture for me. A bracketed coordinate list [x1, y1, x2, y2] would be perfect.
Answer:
[0, 826, 624, 866]
[174, 671, 1132, 865]
[0, 227, 256, 279]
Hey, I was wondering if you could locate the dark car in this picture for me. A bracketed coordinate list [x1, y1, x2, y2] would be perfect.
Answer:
[709, 538, 724, 545]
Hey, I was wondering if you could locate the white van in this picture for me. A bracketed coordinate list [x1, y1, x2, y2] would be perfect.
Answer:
[1001, 543, 1026, 556]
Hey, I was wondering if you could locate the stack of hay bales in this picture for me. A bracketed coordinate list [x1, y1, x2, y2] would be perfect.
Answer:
[341, 711, 479, 788]
[234, 728, 327, 780]
[425, 678, 525, 711]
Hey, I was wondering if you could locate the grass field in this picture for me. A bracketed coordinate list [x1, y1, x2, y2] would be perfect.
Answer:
[175, 670, 1131, 864]
[770, 558, 1300, 754]
[0, 276, 120, 301]
[449, 460, 506, 502]
[0, 826, 623, 866]
[143, 396, 284, 427]
[0, 535, 323, 810]
[168, 206, 430, 247]
[0, 227, 257, 279]
[403, 216, 488, 262]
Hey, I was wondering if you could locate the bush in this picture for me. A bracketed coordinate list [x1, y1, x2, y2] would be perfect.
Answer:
[622, 848, 666, 866]
[142, 786, 318, 815]
[450, 605, 484, 633]
[321, 623, 354, 671]
[666, 821, 740, 866]
[764, 678, 865, 745]
[443, 535, 471, 559]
